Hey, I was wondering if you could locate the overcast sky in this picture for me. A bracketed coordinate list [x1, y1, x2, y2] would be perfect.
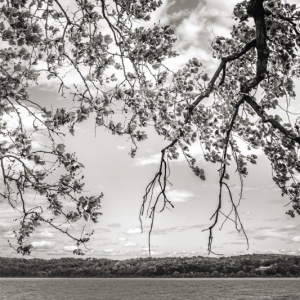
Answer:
[2, 0, 300, 260]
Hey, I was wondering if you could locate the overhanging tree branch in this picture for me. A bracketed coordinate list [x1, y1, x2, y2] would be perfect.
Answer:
[189, 39, 257, 113]
[244, 95, 300, 144]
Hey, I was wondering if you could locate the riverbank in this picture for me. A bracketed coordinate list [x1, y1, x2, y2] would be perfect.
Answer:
[1, 254, 300, 278]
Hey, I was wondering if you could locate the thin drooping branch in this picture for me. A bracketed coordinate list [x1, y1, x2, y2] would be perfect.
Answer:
[204, 98, 245, 254]
[140, 148, 174, 254]
[37, 214, 92, 246]
[54, 0, 73, 25]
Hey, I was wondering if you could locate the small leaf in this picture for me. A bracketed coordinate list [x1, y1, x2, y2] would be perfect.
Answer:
[104, 35, 113, 44]
[56, 144, 65, 154]
[118, 88, 125, 99]
[201, 73, 209, 81]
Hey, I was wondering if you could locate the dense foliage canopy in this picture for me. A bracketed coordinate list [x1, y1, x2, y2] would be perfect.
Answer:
[1, 0, 300, 255]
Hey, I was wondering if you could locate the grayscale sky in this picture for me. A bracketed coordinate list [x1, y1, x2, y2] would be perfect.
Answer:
[2, 0, 300, 260]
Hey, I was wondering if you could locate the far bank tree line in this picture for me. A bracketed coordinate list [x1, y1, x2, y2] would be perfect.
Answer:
[1, 254, 300, 278]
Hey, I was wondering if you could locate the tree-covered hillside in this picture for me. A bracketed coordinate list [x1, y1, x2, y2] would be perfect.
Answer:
[1, 254, 300, 278]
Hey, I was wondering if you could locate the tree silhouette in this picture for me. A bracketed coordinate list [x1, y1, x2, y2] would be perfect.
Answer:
[0, 0, 299, 255]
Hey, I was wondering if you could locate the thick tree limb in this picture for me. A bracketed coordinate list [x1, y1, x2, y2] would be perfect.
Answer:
[247, 0, 269, 81]
[189, 39, 256, 113]
[161, 39, 257, 151]
[244, 95, 300, 144]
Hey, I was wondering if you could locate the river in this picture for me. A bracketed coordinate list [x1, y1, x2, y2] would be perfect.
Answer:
[1, 278, 300, 299]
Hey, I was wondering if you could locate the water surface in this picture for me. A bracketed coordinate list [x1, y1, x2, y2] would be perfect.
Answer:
[1, 278, 300, 300]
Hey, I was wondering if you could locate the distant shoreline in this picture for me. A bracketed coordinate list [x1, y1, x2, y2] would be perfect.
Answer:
[2, 277, 300, 280]
[1, 254, 300, 278]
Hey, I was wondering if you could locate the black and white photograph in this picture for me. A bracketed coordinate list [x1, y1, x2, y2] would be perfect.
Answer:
[1, 0, 300, 299]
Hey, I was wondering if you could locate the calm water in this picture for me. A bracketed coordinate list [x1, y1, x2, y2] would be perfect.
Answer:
[1, 278, 300, 300]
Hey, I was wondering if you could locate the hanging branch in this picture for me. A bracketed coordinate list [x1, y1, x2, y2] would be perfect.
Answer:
[204, 98, 245, 254]
[140, 143, 175, 255]
[204, 0, 270, 253]
[140, 0, 292, 254]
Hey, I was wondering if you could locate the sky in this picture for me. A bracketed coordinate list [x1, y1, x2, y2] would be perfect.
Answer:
[2, 0, 300, 260]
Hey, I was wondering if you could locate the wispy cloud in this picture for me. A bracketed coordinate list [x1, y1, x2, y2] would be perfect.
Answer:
[97, 228, 111, 233]
[103, 249, 114, 253]
[116, 146, 126, 151]
[150, 186, 195, 203]
[125, 223, 205, 236]
[125, 227, 142, 235]
[0, 222, 15, 233]
[47, 248, 65, 256]
[151, 224, 206, 235]
[34, 231, 54, 239]
[107, 223, 122, 228]
[292, 236, 300, 243]
[256, 248, 300, 255]
[135, 153, 161, 166]
[64, 245, 77, 252]
[234, 224, 300, 243]
[32, 241, 56, 250]
[123, 242, 138, 248]
[135, 143, 204, 166]
[166, 188, 195, 203]
[158, 0, 236, 72]
[3, 231, 15, 239]
[95, 248, 203, 258]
